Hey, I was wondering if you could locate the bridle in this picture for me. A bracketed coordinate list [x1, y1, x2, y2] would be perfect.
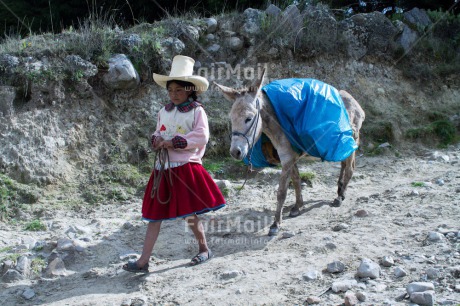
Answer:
[230, 98, 261, 171]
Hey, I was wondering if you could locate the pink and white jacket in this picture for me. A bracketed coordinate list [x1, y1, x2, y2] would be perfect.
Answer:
[151, 101, 209, 165]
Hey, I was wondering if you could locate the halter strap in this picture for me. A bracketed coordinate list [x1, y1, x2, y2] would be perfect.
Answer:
[230, 98, 260, 171]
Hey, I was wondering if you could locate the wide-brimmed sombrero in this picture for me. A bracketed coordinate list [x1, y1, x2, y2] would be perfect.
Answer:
[153, 55, 209, 94]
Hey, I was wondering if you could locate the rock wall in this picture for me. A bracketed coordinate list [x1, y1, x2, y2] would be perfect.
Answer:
[0, 5, 459, 186]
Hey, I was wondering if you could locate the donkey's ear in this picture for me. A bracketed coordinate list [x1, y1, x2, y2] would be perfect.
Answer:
[250, 68, 267, 93]
[214, 82, 238, 102]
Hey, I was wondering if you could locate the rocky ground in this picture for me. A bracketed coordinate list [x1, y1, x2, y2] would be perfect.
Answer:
[0, 145, 459, 306]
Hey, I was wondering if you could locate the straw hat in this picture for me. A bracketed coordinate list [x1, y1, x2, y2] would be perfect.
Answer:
[153, 55, 209, 94]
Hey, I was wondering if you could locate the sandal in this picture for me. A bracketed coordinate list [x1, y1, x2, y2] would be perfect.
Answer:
[190, 249, 213, 266]
[122, 260, 149, 273]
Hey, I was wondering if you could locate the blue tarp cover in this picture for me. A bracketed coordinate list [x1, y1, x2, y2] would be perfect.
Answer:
[244, 79, 357, 167]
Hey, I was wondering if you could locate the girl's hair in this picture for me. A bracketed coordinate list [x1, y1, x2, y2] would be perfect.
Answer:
[167, 80, 198, 100]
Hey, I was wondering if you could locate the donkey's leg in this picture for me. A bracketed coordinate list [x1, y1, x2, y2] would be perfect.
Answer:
[289, 164, 303, 217]
[332, 151, 355, 207]
[269, 166, 291, 236]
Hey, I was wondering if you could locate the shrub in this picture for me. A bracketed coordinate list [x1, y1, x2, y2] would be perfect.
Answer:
[406, 119, 458, 147]
[25, 219, 46, 231]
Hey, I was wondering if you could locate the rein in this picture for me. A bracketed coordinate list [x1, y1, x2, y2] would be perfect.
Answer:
[151, 148, 173, 204]
[230, 98, 260, 189]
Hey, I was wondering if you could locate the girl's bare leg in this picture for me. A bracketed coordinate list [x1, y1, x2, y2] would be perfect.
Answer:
[136, 221, 162, 267]
[186, 215, 209, 257]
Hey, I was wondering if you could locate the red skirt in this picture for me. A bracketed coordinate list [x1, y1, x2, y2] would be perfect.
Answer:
[142, 163, 225, 221]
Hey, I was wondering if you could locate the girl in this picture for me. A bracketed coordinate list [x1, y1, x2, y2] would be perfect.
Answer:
[123, 55, 225, 273]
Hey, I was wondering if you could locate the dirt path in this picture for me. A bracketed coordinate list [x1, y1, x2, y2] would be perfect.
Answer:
[1, 147, 459, 305]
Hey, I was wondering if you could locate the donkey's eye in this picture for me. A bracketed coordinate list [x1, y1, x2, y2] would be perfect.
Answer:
[245, 117, 252, 124]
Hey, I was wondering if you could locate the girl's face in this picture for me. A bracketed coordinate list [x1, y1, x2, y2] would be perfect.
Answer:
[167, 82, 192, 105]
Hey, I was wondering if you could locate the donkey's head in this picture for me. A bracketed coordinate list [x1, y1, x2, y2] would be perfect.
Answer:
[215, 70, 266, 160]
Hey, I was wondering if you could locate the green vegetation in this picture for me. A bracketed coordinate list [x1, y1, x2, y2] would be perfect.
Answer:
[411, 182, 425, 187]
[0, 246, 13, 253]
[407, 119, 458, 147]
[24, 219, 47, 231]
[203, 157, 244, 177]
[364, 121, 394, 144]
[0, 253, 21, 262]
[31, 256, 46, 275]
[299, 171, 316, 186]
[0, 174, 40, 221]
[221, 188, 230, 197]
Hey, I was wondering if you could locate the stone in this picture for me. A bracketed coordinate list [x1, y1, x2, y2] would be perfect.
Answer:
[332, 223, 349, 231]
[394, 266, 407, 278]
[204, 18, 218, 33]
[266, 4, 281, 17]
[380, 256, 394, 267]
[406, 282, 435, 295]
[427, 231, 444, 242]
[404, 8, 432, 28]
[0, 86, 16, 117]
[339, 12, 398, 59]
[241, 8, 264, 36]
[1, 269, 24, 283]
[355, 209, 369, 217]
[302, 270, 320, 281]
[119, 34, 142, 50]
[207, 44, 221, 53]
[220, 270, 241, 280]
[410, 290, 435, 306]
[64, 55, 98, 78]
[45, 258, 67, 277]
[282, 4, 303, 34]
[15, 256, 31, 277]
[332, 279, 358, 293]
[398, 24, 418, 53]
[22, 288, 35, 300]
[426, 268, 439, 280]
[102, 54, 140, 90]
[57, 238, 74, 251]
[73, 240, 87, 252]
[228, 37, 244, 51]
[282, 231, 295, 238]
[357, 258, 380, 279]
[160, 37, 185, 57]
[215, 180, 231, 192]
[185, 25, 201, 40]
[327, 261, 345, 273]
[344, 291, 359, 306]
[22, 236, 38, 250]
[306, 296, 321, 304]
[356, 291, 367, 302]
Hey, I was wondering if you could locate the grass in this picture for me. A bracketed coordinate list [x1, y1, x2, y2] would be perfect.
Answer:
[203, 157, 244, 180]
[31, 257, 46, 275]
[406, 119, 458, 147]
[299, 171, 316, 186]
[411, 182, 425, 187]
[0, 246, 13, 253]
[1, 253, 21, 262]
[24, 219, 47, 231]
[0, 174, 41, 221]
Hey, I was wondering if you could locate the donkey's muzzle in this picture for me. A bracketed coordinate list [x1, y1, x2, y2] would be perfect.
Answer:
[230, 146, 245, 160]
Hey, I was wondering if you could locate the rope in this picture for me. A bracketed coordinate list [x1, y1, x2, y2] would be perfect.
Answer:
[151, 148, 173, 204]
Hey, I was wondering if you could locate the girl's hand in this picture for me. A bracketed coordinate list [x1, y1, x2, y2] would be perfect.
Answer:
[159, 140, 173, 149]
[152, 136, 164, 151]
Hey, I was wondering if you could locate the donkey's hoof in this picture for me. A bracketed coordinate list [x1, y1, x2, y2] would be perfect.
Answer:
[331, 198, 342, 207]
[268, 226, 279, 236]
[289, 208, 300, 217]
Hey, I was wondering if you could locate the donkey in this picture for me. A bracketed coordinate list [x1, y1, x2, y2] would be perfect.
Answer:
[215, 72, 365, 236]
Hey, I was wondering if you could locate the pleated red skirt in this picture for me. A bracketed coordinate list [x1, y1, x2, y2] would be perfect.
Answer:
[142, 162, 226, 221]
